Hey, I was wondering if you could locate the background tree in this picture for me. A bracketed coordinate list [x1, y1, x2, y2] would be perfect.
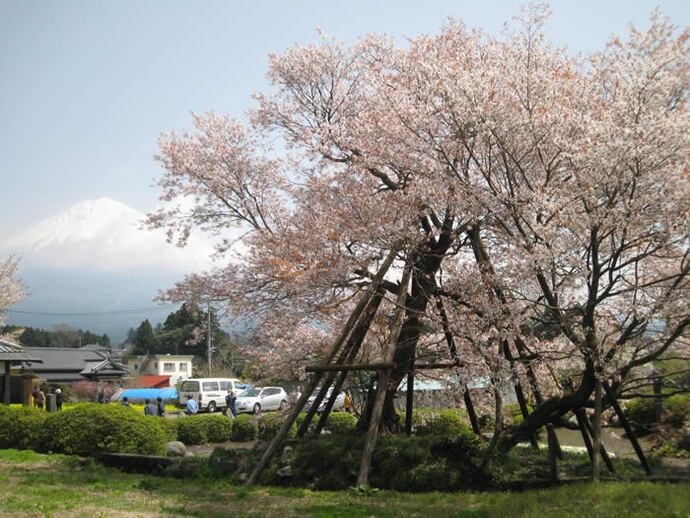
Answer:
[0, 256, 26, 326]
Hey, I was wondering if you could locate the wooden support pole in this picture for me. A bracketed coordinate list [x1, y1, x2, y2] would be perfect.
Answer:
[603, 382, 652, 476]
[305, 362, 395, 373]
[357, 262, 412, 487]
[3, 362, 10, 406]
[575, 408, 595, 460]
[405, 370, 414, 435]
[435, 296, 481, 436]
[591, 378, 602, 482]
[303, 287, 387, 436]
[463, 389, 481, 436]
[547, 422, 559, 482]
[576, 408, 615, 474]
[246, 248, 398, 486]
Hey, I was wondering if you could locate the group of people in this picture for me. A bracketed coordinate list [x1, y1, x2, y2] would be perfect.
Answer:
[31, 386, 63, 411]
[180, 390, 236, 417]
[143, 396, 166, 417]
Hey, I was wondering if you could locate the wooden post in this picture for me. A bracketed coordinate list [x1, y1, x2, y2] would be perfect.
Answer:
[435, 296, 481, 436]
[357, 262, 411, 487]
[576, 408, 615, 474]
[306, 288, 387, 436]
[246, 248, 398, 486]
[575, 408, 595, 460]
[547, 422, 559, 481]
[603, 382, 652, 476]
[463, 389, 481, 435]
[3, 362, 10, 406]
[405, 370, 414, 435]
[591, 378, 602, 482]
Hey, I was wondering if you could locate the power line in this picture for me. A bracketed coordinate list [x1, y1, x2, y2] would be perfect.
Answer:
[6, 305, 178, 317]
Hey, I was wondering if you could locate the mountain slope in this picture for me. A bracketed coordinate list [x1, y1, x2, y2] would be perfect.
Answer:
[6, 197, 215, 272]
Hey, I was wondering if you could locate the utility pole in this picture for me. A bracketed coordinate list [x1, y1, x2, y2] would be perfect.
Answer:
[207, 300, 213, 377]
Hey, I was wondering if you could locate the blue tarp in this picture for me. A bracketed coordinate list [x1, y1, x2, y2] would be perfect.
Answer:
[119, 388, 178, 401]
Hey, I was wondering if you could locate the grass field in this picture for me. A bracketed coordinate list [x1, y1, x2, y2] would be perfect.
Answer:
[1, 449, 688, 517]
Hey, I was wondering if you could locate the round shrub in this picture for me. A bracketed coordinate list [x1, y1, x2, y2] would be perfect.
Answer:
[176, 415, 208, 445]
[258, 413, 296, 441]
[415, 409, 472, 440]
[202, 414, 233, 443]
[40, 403, 166, 456]
[663, 394, 690, 428]
[13, 406, 48, 450]
[231, 414, 258, 442]
[0, 405, 18, 448]
[324, 412, 356, 434]
[624, 397, 657, 429]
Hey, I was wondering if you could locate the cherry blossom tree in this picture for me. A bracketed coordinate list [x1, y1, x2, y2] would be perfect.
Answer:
[0, 256, 26, 326]
[149, 5, 689, 452]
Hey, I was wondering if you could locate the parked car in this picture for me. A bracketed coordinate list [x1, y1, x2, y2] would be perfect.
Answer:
[307, 387, 346, 413]
[236, 387, 288, 414]
[178, 378, 247, 413]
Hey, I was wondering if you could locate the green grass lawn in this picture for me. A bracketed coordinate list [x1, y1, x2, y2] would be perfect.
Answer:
[1, 449, 688, 517]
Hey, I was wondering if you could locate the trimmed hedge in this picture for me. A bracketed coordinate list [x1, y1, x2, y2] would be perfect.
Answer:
[231, 414, 258, 442]
[203, 414, 234, 443]
[258, 413, 295, 441]
[324, 412, 356, 433]
[176, 414, 234, 445]
[176, 415, 208, 445]
[0, 406, 48, 450]
[40, 403, 166, 456]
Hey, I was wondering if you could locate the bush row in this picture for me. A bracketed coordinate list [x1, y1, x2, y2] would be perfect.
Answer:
[0, 405, 362, 456]
[623, 393, 690, 430]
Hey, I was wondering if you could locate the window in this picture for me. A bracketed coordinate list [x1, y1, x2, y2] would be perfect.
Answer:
[202, 382, 219, 391]
[180, 380, 199, 392]
[133, 364, 138, 370]
[163, 363, 175, 372]
[219, 381, 232, 391]
[264, 388, 279, 396]
[154, 363, 158, 369]
[179, 363, 188, 371]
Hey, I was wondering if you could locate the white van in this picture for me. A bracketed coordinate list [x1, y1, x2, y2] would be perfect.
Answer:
[178, 378, 246, 413]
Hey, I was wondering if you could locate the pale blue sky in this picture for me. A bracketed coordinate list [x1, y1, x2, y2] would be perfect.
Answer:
[2, 0, 689, 237]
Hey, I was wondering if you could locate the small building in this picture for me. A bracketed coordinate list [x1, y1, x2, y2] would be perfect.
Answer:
[0, 338, 42, 405]
[126, 354, 193, 387]
[20, 347, 129, 384]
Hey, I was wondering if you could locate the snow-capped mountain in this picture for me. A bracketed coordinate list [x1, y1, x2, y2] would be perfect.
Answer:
[7, 197, 215, 272]
[2, 198, 227, 340]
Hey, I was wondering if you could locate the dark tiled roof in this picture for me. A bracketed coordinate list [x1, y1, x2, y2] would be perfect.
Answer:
[21, 347, 129, 381]
[0, 338, 43, 363]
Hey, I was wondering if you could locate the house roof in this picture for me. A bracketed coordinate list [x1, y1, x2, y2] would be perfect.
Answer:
[0, 338, 43, 363]
[21, 347, 129, 382]
[137, 375, 171, 388]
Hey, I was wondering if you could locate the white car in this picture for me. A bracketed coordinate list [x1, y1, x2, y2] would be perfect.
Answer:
[236, 387, 288, 414]
[307, 387, 346, 413]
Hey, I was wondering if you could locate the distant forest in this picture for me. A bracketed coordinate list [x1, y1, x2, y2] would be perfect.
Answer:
[1, 324, 110, 348]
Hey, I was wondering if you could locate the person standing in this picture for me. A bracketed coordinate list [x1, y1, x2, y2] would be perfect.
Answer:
[225, 390, 237, 417]
[32, 387, 39, 408]
[121, 396, 131, 407]
[185, 397, 199, 415]
[97, 391, 105, 404]
[156, 396, 166, 418]
[55, 388, 63, 411]
[144, 398, 158, 416]
[36, 387, 46, 410]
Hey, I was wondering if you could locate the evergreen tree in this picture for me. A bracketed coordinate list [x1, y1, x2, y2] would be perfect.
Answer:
[134, 319, 155, 354]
